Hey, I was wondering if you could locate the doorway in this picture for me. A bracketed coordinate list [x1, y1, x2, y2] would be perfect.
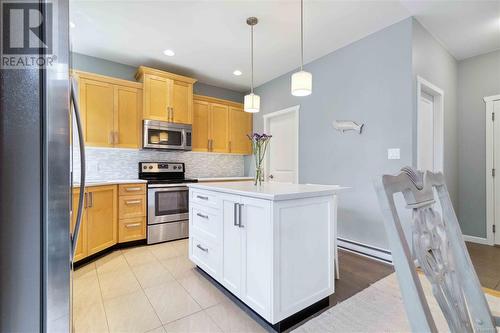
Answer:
[485, 94, 500, 245]
[416, 76, 444, 173]
[263, 105, 300, 183]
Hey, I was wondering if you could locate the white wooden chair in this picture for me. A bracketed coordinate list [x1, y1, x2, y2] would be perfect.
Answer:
[374, 167, 500, 332]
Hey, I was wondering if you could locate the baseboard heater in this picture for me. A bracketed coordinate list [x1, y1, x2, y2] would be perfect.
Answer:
[337, 237, 393, 264]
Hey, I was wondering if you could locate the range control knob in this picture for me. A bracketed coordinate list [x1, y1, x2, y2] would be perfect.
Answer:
[173, 166, 177, 170]
[143, 166, 147, 170]
[148, 166, 153, 170]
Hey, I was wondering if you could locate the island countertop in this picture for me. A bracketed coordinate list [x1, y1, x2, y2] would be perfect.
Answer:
[187, 181, 347, 201]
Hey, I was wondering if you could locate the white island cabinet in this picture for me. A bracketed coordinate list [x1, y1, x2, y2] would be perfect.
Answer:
[188, 181, 345, 327]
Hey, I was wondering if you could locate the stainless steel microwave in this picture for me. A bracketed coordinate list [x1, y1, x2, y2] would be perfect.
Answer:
[143, 120, 192, 151]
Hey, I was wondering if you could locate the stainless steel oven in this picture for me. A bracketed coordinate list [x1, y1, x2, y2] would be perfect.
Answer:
[143, 120, 192, 150]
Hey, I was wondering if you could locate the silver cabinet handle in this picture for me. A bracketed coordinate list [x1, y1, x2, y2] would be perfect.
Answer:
[114, 131, 119, 144]
[125, 187, 142, 192]
[196, 195, 208, 200]
[125, 200, 141, 205]
[171, 107, 174, 121]
[125, 223, 141, 228]
[196, 212, 209, 219]
[109, 131, 114, 144]
[234, 203, 239, 226]
[88, 192, 93, 208]
[238, 203, 244, 228]
[196, 244, 208, 252]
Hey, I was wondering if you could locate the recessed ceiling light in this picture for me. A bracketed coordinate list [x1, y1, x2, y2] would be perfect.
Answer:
[233, 70, 242, 76]
[70, 21, 76, 28]
[163, 49, 175, 57]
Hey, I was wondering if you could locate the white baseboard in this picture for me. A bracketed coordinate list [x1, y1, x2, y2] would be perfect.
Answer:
[337, 238, 393, 264]
[462, 234, 492, 245]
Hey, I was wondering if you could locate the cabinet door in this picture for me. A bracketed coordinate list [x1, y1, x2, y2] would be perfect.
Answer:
[143, 74, 171, 121]
[114, 85, 142, 148]
[87, 185, 117, 255]
[192, 100, 210, 152]
[229, 107, 252, 154]
[221, 195, 242, 296]
[71, 189, 87, 262]
[172, 80, 192, 124]
[210, 103, 230, 153]
[240, 196, 272, 316]
[80, 78, 114, 147]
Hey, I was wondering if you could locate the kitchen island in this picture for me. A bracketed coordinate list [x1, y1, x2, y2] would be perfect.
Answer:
[187, 181, 345, 331]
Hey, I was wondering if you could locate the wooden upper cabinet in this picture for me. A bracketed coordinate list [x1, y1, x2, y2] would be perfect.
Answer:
[86, 185, 117, 256]
[210, 103, 230, 153]
[74, 71, 142, 149]
[229, 107, 252, 154]
[71, 189, 87, 262]
[79, 78, 115, 147]
[115, 85, 142, 148]
[193, 100, 210, 152]
[136, 66, 196, 124]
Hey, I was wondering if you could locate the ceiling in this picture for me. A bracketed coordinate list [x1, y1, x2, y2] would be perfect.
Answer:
[70, 1, 500, 92]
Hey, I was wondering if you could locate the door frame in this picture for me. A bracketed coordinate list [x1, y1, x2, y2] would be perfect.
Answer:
[416, 76, 444, 172]
[484, 94, 500, 245]
[263, 105, 300, 184]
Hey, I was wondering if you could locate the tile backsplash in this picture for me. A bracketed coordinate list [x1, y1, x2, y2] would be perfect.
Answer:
[73, 147, 245, 181]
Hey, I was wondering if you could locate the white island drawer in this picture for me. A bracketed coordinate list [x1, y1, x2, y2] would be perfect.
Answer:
[190, 236, 220, 277]
[191, 205, 220, 241]
[191, 189, 219, 208]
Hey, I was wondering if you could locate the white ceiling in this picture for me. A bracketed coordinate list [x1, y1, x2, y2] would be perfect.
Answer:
[70, 1, 500, 92]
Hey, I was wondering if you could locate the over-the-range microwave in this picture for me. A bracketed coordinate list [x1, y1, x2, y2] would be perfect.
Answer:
[143, 120, 192, 151]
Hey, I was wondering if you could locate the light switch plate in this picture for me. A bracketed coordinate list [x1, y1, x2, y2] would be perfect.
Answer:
[388, 148, 400, 160]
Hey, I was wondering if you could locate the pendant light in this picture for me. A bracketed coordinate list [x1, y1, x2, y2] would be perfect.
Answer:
[291, 0, 312, 96]
[244, 17, 260, 113]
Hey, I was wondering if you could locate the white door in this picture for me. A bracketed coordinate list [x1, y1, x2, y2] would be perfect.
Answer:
[221, 195, 242, 295]
[264, 106, 299, 183]
[418, 92, 435, 171]
[493, 100, 500, 245]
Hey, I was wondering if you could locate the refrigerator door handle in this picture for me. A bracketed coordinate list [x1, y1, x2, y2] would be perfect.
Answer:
[70, 77, 86, 261]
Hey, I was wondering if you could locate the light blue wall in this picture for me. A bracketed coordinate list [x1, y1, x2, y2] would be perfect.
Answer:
[71, 53, 244, 103]
[411, 19, 459, 211]
[458, 50, 500, 238]
[246, 18, 414, 249]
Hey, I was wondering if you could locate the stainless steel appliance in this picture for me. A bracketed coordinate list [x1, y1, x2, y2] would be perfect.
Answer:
[0, 1, 83, 331]
[143, 120, 192, 151]
[139, 162, 197, 244]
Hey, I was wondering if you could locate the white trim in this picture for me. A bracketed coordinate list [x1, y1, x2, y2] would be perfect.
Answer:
[263, 105, 300, 184]
[485, 94, 500, 246]
[462, 235, 491, 245]
[416, 76, 444, 173]
[337, 238, 393, 264]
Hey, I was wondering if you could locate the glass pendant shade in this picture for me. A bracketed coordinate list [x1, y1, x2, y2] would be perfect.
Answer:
[291, 70, 312, 96]
[244, 93, 260, 113]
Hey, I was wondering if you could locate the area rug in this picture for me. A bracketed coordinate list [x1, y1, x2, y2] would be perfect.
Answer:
[293, 273, 500, 332]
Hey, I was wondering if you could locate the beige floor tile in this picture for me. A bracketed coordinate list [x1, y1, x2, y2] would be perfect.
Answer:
[161, 256, 196, 279]
[170, 239, 189, 258]
[205, 301, 266, 333]
[95, 250, 127, 274]
[124, 246, 158, 267]
[178, 273, 227, 309]
[149, 242, 182, 261]
[103, 289, 162, 333]
[144, 280, 202, 324]
[132, 261, 175, 289]
[98, 266, 141, 300]
[147, 326, 166, 333]
[73, 298, 109, 333]
[74, 269, 103, 310]
[73, 262, 96, 280]
[164, 310, 222, 333]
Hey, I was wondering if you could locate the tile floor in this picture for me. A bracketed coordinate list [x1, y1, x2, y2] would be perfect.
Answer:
[73, 239, 267, 333]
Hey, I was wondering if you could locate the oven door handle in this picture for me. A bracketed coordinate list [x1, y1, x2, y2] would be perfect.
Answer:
[148, 186, 189, 191]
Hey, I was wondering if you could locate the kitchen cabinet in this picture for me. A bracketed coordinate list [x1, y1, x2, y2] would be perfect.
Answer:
[136, 66, 196, 124]
[71, 189, 87, 262]
[118, 184, 146, 243]
[193, 95, 252, 154]
[74, 71, 142, 148]
[86, 185, 118, 255]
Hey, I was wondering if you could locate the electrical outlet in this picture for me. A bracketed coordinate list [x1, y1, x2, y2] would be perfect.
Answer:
[388, 148, 400, 160]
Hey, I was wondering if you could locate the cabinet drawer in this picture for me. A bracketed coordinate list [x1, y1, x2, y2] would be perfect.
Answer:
[119, 194, 146, 219]
[191, 189, 219, 208]
[191, 205, 220, 241]
[119, 217, 146, 242]
[190, 235, 220, 277]
[119, 184, 146, 196]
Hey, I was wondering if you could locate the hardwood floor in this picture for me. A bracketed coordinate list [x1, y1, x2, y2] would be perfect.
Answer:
[466, 242, 500, 291]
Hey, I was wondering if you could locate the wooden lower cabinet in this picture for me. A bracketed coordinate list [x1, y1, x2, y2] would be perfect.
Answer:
[118, 184, 147, 243]
[71, 189, 87, 262]
[119, 217, 146, 243]
[86, 185, 118, 256]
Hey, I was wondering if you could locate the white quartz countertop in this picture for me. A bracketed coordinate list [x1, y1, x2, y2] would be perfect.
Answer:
[188, 181, 347, 201]
[73, 179, 146, 188]
[196, 176, 254, 182]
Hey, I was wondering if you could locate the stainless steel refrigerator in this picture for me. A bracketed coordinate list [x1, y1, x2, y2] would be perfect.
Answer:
[0, 0, 84, 331]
